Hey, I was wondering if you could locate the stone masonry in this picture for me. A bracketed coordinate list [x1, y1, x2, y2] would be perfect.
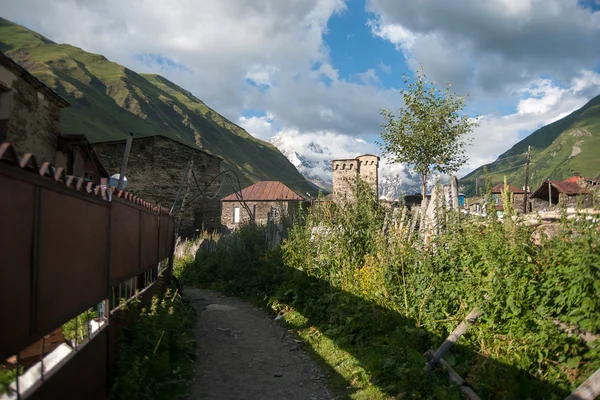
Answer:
[93, 135, 222, 236]
[221, 200, 300, 231]
[332, 154, 379, 201]
[0, 52, 69, 162]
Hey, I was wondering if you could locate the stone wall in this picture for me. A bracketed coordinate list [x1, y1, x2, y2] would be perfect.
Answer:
[221, 200, 299, 231]
[93, 135, 222, 236]
[0, 64, 64, 162]
[332, 155, 379, 201]
[357, 155, 379, 194]
[332, 158, 359, 201]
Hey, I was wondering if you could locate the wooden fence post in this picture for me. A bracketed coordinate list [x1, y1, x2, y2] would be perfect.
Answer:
[426, 308, 482, 369]
[565, 368, 600, 400]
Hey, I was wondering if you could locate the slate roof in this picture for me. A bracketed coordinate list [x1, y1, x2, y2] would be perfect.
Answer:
[491, 183, 525, 194]
[93, 134, 222, 159]
[221, 181, 305, 201]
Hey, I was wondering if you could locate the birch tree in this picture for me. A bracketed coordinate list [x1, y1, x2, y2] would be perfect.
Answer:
[378, 67, 477, 197]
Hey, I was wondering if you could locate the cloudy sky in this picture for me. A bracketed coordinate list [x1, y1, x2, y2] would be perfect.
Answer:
[3, 0, 600, 175]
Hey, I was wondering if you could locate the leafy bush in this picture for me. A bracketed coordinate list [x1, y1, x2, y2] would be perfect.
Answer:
[109, 287, 196, 400]
[179, 185, 600, 399]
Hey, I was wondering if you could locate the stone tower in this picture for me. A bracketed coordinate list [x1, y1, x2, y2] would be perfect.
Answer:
[357, 154, 379, 194]
[332, 154, 379, 201]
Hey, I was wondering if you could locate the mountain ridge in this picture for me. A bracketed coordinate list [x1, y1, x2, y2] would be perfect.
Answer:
[0, 17, 317, 197]
[460, 94, 600, 196]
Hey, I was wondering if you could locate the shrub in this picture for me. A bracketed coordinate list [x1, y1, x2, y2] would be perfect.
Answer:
[178, 185, 600, 399]
[109, 287, 196, 400]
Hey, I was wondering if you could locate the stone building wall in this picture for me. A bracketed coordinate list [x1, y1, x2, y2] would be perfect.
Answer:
[0, 60, 68, 162]
[332, 154, 379, 201]
[357, 155, 379, 194]
[332, 158, 358, 201]
[221, 200, 300, 231]
[93, 135, 222, 236]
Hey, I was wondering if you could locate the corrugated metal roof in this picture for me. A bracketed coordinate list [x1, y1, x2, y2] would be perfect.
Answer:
[221, 181, 305, 201]
[491, 183, 525, 194]
[530, 175, 590, 198]
[548, 178, 589, 195]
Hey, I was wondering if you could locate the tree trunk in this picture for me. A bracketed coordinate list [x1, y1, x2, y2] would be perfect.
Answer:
[420, 174, 427, 199]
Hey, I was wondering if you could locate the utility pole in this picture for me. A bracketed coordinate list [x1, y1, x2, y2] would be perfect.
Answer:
[117, 132, 134, 191]
[523, 145, 531, 214]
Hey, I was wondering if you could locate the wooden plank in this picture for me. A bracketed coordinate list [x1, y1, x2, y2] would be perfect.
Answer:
[426, 308, 482, 369]
[437, 357, 481, 400]
[565, 368, 600, 400]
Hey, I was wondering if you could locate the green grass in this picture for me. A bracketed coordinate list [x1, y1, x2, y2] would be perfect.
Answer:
[281, 307, 391, 399]
[0, 17, 318, 197]
[461, 94, 600, 196]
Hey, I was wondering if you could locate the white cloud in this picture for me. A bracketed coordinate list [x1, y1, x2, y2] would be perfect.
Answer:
[237, 114, 276, 140]
[378, 61, 392, 74]
[462, 70, 600, 174]
[245, 65, 279, 88]
[2, 0, 598, 184]
[368, 0, 600, 96]
[2, 0, 364, 127]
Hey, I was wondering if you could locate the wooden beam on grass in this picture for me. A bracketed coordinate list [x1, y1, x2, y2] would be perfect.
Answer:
[565, 368, 600, 400]
[426, 308, 482, 369]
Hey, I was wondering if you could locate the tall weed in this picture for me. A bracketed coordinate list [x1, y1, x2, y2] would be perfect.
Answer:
[180, 184, 600, 399]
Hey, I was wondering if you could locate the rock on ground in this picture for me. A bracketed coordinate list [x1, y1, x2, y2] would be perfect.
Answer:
[185, 288, 335, 400]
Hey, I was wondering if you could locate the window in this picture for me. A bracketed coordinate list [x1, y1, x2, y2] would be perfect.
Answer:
[233, 206, 240, 223]
[492, 194, 499, 205]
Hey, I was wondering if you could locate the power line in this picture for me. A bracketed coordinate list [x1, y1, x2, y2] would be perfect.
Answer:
[493, 151, 529, 162]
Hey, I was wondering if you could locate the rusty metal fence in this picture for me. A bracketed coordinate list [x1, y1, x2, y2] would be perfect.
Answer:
[0, 143, 175, 400]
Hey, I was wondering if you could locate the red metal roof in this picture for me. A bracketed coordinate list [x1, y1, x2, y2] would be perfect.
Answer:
[530, 175, 590, 198]
[491, 183, 525, 194]
[548, 178, 589, 195]
[221, 181, 305, 201]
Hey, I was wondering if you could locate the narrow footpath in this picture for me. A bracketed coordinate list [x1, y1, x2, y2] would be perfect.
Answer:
[184, 288, 336, 400]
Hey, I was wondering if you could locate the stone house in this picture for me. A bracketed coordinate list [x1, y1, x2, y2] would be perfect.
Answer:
[221, 181, 305, 231]
[530, 174, 594, 211]
[0, 51, 70, 162]
[491, 183, 526, 212]
[54, 134, 108, 184]
[93, 135, 222, 235]
[332, 154, 379, 201]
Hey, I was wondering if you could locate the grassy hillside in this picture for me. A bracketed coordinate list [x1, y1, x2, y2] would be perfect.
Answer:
[0, 17, 316, 196]
[461, 94, 600, 196]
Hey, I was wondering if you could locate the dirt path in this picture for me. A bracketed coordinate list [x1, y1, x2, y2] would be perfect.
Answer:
[184, 288, 336, 400]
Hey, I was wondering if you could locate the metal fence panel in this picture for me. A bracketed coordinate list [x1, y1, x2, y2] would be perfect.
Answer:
[158, 214, 170, 261]
[109, 199, 140, 283]
[140, 210, 158, 269]
[167, 217, 175, 253]
[0, 173, 35, 360]
[37, 188, 109, 335]
[29, 329, 108, 400]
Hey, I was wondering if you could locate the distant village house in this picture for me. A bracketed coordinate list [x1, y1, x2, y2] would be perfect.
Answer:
[491, 183, 526, 212]
[93, 134, 222, 236]
[530, 173, 595, 210]
[221, 181, 305, 231]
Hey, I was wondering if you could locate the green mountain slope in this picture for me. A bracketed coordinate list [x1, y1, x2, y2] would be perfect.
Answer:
[0, 17, 317, 196]
[461, 94, 600, 196]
